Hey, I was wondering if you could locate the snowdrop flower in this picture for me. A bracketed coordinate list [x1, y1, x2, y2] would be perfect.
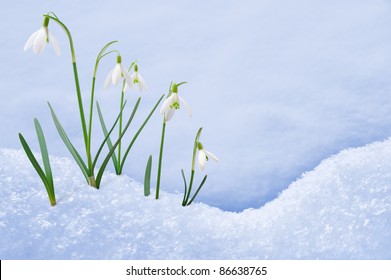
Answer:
[128, 64, 148, 92]
[197, 142, 219, 171]
[104, 55, 132, 89]
[160, 83, 192, 122]
[24, 17, 61, 55]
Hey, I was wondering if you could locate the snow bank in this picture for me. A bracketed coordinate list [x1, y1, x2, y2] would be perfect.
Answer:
[0, 139, 390, 259]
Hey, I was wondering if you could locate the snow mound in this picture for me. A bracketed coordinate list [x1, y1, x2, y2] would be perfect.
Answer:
[0, 139, 390, 259]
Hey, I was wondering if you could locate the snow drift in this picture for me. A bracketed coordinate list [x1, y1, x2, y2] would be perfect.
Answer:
[0, 138, 390, 259]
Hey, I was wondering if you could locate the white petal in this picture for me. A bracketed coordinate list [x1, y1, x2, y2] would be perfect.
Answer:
[112, 64, 122, 85]
[138, 75, 148, 91]
[48, 31, 61, 56]
[121, 66, 133, 88]
[24, 30, 39, 51]
[198, 150, 207, 171]
[33, 27, 47, 54]
[172, 93, 179, 104]
[160, 95, 173, 114]
[104, 69, 114, 89]
[125, 78, 133, 89]
[165, 108, 175, 122]
[179, 96, 192, 117]
[130, 72, 137, 82]
[205, 150, 219, 162]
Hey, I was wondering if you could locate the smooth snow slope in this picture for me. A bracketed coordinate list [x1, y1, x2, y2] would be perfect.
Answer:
[0, 139, 390, 259]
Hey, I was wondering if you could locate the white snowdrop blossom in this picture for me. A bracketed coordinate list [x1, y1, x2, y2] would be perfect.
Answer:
[129, 64, 148, 92]
[160, 83, 192, 122]
[24, 17, 60, 56]
[197, 142, 219, 171]
[104, 55, 132, 90]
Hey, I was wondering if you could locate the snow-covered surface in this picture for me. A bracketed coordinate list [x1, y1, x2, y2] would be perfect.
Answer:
[3, 1, 391, 211]
[1, 138, 390, 259]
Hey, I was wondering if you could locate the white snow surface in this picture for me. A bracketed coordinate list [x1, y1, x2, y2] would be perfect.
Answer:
[0, 139, 390, 259]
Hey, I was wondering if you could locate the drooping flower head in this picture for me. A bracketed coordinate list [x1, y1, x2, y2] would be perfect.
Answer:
[160, 82, 192, 122]
[197, 141, 219, 171]
[24, 16, 61, 55]
[129, 64, 148, 92]
[104, 55, 132, 89]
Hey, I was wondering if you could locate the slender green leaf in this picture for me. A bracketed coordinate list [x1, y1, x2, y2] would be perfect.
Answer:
[95, 97, 142, 188]
[94, 100, 127, 170]
[34, 118, 53, 189]
[183, 169, 195, 206]
[96, 101, 117, 170]
[19, 133, 56, 206]
[34, 119, 55, 202]
[144, 155, 152, 196]
[187, 175, 208, 206]
[18, 133, 49, 187]
[181, 169, 188, 206]
[48, 102, 89, 182]
[119, 94, 165, 173]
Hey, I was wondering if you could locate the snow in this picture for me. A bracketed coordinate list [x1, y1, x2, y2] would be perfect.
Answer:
[1, 138, 390, 259]
[3, 0, 391, 211]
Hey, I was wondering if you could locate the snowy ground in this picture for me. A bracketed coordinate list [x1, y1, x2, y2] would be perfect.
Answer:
[3, 1, 391, 211]
[0, 138, 390, 259]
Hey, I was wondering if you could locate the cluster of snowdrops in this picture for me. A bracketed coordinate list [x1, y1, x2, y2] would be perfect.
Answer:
[19, 12, 219, 207]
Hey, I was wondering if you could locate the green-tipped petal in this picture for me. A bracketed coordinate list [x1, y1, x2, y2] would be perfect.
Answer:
[160, 95, 173, 114]
[198, 149, 207, 171]
[204, 150, 219, 162]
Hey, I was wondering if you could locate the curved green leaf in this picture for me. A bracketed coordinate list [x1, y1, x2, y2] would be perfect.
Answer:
[119, 94, 165, 173]
[34, 118, 53, 189]
[95, 97, 142, 188]
[144, 155, 152, 196]
[48, 102, 89, 182]
[187, 175, 208, 206]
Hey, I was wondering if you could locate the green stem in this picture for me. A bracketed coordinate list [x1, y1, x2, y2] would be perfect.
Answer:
[46, 14, 94, 185]
[187, 175, 208, 206]
[73, 62, 93, 184]
[183, 128, 203, 204]
[89, 40, 119, 177]
[87, 76, 96, 168]
[184, 170, 195, 205]
[118, 94, 164, 174]
[117, 84, 126, 174]
[156, 119, 166, 199]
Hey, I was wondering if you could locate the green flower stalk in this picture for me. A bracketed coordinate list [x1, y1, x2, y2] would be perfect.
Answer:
[28, 13, 94, 185]
[182, 128, 219, 206]
[98, 59, 163, 175]
[156, 81, 191, 199]
[24, 12, 137, 189]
